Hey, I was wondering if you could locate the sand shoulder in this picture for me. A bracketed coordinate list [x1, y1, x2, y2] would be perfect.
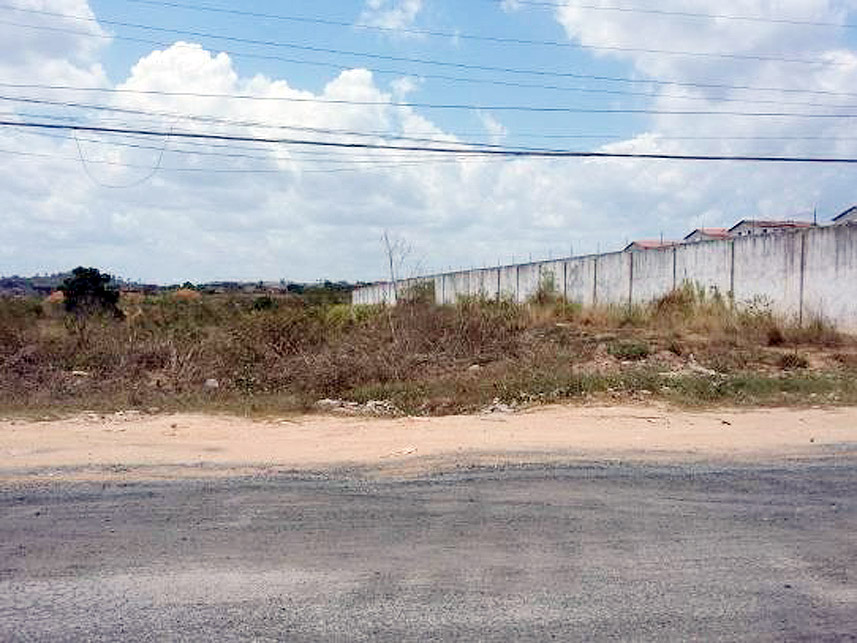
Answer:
[1, 404, 855, 482]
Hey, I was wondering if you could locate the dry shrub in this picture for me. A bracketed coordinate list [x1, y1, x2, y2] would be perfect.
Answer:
[786, 315, 842, 346]
[652, 283, 733, 335]
[0, 289, 854, 415]
[653, 283, 697, 320]
[833, 352, 857, 369]
[608, 340, 651, 361]
[779, 352, 809, 370]
[172, 288, 202, 302]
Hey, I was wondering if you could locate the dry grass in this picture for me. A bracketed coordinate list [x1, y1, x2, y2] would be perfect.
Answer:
[0, 286, 855, 416]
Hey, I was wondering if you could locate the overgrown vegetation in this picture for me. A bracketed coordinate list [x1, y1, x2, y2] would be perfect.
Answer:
[59, 267, 123, 318]
[0, 280, 855, 416]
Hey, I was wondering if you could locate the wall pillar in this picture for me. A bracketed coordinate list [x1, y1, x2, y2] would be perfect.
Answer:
[729, 240, 736, 305]
[563, 261, 568, 301]
[592, 256, 598, 305]
[799, 231, 807, 326]
[672, 247, 677, 291]
[628, 251, 634, 309]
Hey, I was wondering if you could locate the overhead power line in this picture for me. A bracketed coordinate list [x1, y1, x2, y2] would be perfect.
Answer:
[5, 77, 857, 114]
[495, 0, 857, 30]
[2, 3, 854, 69]
[13, 106, 857, 147]
[123, 0, 857, 49]
[5, 90, 857, 121]
[26, 127, 486, 166]
[0, 144, 479, 175]
[5, 120, 857, 164]
[5, 18, 857, 103]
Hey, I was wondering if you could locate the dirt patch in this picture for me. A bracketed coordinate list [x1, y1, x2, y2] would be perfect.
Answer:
[2, 404, 856, 482]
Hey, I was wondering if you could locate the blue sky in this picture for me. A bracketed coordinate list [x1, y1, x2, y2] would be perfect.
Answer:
[86, 0, 642, 144]
[2, 0, 857, 283]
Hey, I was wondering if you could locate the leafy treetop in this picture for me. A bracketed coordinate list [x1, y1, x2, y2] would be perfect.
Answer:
[59, 267, 123, 318]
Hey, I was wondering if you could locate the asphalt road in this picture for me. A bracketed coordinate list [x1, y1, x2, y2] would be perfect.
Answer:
[1, 461, 855, 641]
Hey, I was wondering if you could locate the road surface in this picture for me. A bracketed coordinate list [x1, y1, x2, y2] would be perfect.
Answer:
[1, 460, 855, 640]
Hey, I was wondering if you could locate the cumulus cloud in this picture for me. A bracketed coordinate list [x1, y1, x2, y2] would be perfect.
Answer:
[3, 0, 857, 283]
[554, 0, 855, 79]
[544, 0, 857, 231]
[1, 38, 480, 281]
[0, 0, 108, 86]
[499, 0, 523, 13]
[478, 112, 508, 145]
[359, 0, 424, 31]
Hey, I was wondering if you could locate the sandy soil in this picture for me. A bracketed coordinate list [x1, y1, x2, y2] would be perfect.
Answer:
[1, 404, 856, 481]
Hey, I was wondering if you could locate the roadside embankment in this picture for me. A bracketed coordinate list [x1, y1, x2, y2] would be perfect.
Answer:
[2, 404, 856, 482]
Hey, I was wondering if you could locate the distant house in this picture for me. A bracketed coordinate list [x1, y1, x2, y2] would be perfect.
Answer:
[832, 205, 857, 225]
[623, 240, 678, 252]
[728, 219, 813, 237]
[683, 228, 732, 243]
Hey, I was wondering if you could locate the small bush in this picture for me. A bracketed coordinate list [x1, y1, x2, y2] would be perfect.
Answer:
[252, 295, 275, 311]
[779, 352, 809, 370]
[766, 326, 786, 347]
[530, 271, 558, 306]
[788, 315, 841, 346]
[553, 299, 583, 319]
[666, 337, 684, 356]
[608, 340, 651, 361]
[654, 282, 698, 318]
[399, 281, 435, 305]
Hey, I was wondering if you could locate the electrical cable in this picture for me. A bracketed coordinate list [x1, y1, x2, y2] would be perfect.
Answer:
[72, 124, 172, 187]
[5, 119, 857, 163]
[0, 141, 493, 175]
[4, 16, 857, 103]
[491, 0, 857, 30]
[5, 74, 857, 113]
[1, 4, 854, 71]
[12, 106, 857, 146]
[123, 0, 857, 47]
[24, 127, 483, 166]
[4, 92, 857, 123]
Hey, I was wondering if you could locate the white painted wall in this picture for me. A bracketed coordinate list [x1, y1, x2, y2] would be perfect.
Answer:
[631, 247, 675, 304]
[675, 241, 733, 297]
[594, 252, 630, 306]
[802, 226, 857, 328]
[732, 233, 803, 317]
[565, 257, 597, 306]
[498, 266, 517, 301]
[353, 226, 857, 330]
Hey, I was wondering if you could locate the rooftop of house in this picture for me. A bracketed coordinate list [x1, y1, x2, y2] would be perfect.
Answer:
[728, 219, 814, 232]
[832, 205, 857, 221]
[624, 240, 679, 251]
[683, 228, 732, 240]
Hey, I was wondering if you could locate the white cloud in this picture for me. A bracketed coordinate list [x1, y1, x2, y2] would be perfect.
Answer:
[359, 0, 424, 31]
[3, 1, 857, 283]
[390, 76, 422, 100]
[543, 0, 857, 232]
[499, 0, 523, 13]
[554, 0, 855, 79]
[0, 0, 108, 86]
[478, 111, 508, 145]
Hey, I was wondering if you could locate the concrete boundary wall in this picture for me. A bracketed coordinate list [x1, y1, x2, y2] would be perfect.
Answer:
[353, 225, 857, 330]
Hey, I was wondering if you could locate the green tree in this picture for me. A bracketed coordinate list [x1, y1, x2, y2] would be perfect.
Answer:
[59, 267, 123, 318]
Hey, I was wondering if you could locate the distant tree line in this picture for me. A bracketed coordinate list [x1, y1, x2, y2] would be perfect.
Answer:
[1, 268, 364, 307]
